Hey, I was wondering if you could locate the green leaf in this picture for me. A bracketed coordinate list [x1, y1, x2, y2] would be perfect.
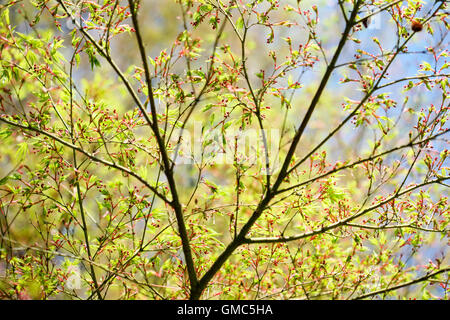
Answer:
[74, 53, 80, 67]
[0, 176, 9, 186]
[2, 8, 10, 25]
[16, 142, 28, 162]
[236, 17, 244, 30]
[0, 128, 12, 140]
[202, 104, 214, 112]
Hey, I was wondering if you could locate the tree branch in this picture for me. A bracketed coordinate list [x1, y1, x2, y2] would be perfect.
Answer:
[354, 267, 450, 300]
[0, 117, 171, 205]
[243, 176, 449, 244]
[56, 0, 153, 129]
[189, 0, 364, 299]
[276, 128, 449, 195]
[127, 0, 199, 290]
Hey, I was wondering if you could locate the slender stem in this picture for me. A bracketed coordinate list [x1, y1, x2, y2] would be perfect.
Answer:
[0, 117, 171, 205]
[190, 0, 364, 299]
[354, 267, 450, 300]
[244, 176, 449, 244]
[354, 0, 403, 26]
[72, 149, 102, 299]
[56, 0, 153, 129]
[276, 129, 449, 195]
[285, 1, 446, 177]
[127, 0, 198, 290]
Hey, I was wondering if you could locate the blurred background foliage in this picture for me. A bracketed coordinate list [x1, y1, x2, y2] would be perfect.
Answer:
[0, 0, 448, 299]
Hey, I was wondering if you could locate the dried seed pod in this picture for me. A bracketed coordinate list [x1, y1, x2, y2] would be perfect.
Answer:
[362, 17, 370, 28]
[411, 20, 423, 32]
